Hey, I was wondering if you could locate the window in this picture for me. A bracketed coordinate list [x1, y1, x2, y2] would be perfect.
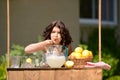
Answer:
[80, 0, 117, 25]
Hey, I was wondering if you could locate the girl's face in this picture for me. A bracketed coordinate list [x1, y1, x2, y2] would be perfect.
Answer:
[50, 26, 62, 45]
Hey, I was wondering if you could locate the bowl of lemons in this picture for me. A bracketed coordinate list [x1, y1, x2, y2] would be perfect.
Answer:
[68, 47, 93, 68]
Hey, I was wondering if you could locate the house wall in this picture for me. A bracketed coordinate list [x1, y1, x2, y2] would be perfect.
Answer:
[0, 0, 79, 54]
[80, 0, 120, 45]
[0, 0, 7, 54]
[116, 0, 120, 45]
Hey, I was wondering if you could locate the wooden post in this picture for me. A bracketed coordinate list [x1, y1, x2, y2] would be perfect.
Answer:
[98, 0, 102, 61]
[7, 0, 10, 67]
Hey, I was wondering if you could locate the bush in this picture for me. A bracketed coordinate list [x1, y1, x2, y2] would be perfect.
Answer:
[10, 44, 26, 56]
[0, 44, 43, 80]
[0, 54, 7, 80]
[106, 75, 120, 80]
[93, 52, 119, 79]
[81, 28, 120, 79]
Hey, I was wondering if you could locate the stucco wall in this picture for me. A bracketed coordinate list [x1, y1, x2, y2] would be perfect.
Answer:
[0, 0, 79, 54]
[116, 0, 120, 45]
[0, 0, 7, 54]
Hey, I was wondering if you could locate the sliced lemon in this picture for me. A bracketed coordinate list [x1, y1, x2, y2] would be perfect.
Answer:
[65, 60, 74, 68]
[26, 58, 32, 63]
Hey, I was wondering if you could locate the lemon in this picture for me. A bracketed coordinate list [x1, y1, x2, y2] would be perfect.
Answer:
[89, 51, 93, 57]
[26, 58, 32, 63]
[82, 50, 90, 58]
[69, 52, 77, 59]
[65, 60, 74, 68]
[75, 52, 82, 59]
[74, 47, 83, 53]
[71, 52, 76, 57]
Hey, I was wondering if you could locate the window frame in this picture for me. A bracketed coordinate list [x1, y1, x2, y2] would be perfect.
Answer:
[79, 0, 118, 26]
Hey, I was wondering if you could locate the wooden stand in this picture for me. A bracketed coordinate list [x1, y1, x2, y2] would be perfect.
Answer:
[6, 1, 103, 80]
[7, 67, 102, 80]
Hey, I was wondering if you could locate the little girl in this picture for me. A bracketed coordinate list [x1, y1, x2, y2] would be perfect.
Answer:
[25, 20, 73, 58]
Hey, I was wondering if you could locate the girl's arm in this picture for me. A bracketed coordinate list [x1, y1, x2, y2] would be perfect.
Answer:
[67, 44, 72, 56]
[24, 40, 54, 53]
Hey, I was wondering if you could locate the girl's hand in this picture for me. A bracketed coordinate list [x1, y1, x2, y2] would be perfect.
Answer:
[85, 61, 111, 70]
[44, 40, 54, 46]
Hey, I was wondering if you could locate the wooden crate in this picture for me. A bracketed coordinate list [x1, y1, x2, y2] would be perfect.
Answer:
[7, 68, 102, 80]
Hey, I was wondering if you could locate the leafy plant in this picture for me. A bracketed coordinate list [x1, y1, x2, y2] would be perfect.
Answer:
[10, 44, 26, 56]
[106, 75, 120, 80]
[79, 44, 88, 50]
[81, 28, 120, 79]
[0, 54, 7, 80]
[93, 52, 119, 78]
[0, 35, 43, 80]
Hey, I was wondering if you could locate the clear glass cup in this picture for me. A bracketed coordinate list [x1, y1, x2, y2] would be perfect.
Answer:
[10, 56, 21, 68]
[20, 56, 35, 68]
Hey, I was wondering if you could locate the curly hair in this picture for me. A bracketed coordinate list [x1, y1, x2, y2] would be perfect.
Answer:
[42, 20, 73, 46]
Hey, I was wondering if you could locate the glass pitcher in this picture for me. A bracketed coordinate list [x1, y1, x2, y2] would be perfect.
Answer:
[46, 45, 66, 68]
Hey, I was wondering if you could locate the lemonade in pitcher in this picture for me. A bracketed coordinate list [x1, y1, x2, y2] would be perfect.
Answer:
[46, 45, 66, 68]
[46, 55, 65, 68]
